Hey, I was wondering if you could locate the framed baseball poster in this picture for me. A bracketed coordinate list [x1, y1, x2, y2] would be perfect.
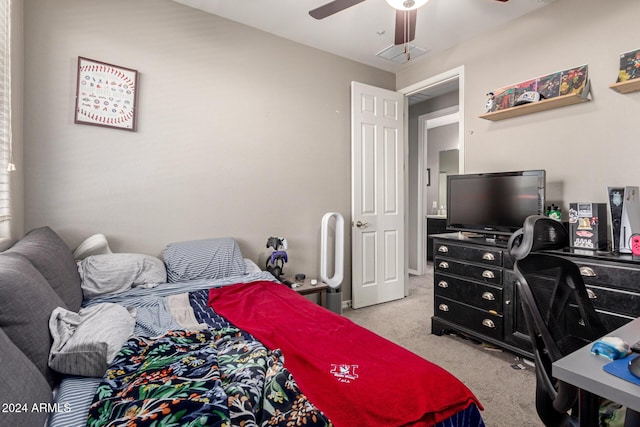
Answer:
[74, 57, 139, 131]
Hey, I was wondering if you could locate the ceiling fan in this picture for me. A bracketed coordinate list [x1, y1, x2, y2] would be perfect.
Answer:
[310, 0, 509, 47]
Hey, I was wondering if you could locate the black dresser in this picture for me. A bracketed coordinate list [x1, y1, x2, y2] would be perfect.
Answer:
[431, 232, 640, 359]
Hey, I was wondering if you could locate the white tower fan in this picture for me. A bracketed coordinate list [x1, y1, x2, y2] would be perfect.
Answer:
[321, 212, 344, 314]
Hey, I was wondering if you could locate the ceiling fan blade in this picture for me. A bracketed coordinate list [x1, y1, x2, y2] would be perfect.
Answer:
[394, 9, 417, 45]
[309, 0, 367, 19]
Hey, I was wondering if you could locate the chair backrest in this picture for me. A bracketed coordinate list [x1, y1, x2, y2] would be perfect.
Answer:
[508, 215, 607, 425]
[508, 214, 569, 261]
[515, 254, 607, 359]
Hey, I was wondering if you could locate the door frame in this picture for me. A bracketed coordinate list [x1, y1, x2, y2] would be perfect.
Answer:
[398, 65, 465, 275]
[416, 107, 459, 275]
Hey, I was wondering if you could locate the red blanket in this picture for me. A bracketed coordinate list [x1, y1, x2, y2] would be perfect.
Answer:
[208, 281, 482, 427]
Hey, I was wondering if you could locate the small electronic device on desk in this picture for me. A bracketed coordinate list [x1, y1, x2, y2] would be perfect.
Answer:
[280, 273, 329, 306]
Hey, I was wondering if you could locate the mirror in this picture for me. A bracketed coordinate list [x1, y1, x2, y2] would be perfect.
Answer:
[427, 139, 459, 216]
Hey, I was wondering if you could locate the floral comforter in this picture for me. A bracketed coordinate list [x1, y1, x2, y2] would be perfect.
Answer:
[82, 275, 483, 427]
[87, 327, 331, 427]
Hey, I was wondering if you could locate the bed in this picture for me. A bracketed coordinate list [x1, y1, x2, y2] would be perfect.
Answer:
[0, 226, 485, 427]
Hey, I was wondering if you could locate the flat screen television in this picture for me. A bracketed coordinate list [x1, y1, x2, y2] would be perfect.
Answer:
[446, 170, 546, 237]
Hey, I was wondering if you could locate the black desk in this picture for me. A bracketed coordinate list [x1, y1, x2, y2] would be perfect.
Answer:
[552, 317, 640, 426]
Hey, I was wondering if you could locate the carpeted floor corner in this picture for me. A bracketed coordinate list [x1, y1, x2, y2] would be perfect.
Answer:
[342, 271, 544, 427]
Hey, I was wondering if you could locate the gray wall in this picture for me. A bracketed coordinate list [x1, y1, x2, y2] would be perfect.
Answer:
[22, 0, 395, 303]
[21, 0, 640, 299]
[398, 0, 640, 210]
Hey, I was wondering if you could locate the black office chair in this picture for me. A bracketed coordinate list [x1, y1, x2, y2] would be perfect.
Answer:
[508, 215, 608, 427]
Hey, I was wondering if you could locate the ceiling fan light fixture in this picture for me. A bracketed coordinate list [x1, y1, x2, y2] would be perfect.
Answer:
[385, 0, 429, 11]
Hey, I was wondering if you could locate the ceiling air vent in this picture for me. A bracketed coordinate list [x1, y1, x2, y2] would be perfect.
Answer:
[376, 44, 428, 64]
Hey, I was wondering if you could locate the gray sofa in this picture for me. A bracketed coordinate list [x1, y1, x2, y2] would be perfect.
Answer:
[0, 226, 84, 427]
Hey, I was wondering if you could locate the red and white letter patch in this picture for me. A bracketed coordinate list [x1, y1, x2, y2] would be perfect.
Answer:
[330, 364, 359, 383]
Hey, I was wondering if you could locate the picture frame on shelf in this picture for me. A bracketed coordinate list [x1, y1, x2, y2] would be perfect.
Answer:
[537, 71, 561, 99]
[558, 64, 588, 96]
[617, 48, 640, 83]
[492, 86, 515, 111]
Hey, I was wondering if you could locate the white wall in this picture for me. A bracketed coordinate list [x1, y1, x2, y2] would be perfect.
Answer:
[398, 0, 640, 211]
[22, 0, 394, 302]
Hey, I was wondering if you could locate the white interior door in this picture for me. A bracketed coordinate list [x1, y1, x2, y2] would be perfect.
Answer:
[351, 81, 406, 309]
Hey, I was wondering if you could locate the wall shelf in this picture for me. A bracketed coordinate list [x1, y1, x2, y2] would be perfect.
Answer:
[479, 92, 590, 121]
[609, 79, 640, 94]
[479, 80, 591, 121]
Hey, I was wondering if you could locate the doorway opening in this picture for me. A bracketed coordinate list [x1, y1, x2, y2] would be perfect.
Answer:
[398, 66, 465, 275]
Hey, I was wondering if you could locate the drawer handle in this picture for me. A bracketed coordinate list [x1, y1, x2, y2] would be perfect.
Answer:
[482, 319, 496, 329]
[438, 303, 449, 312]
[586, 289, 597, 300]
[579, 266, 596, 277]
[437, 245, 449, 253]
[482, 270, 495, 279]
[482, 291, 496, 301]
[482, 252, 495, 261]
[437, 280, 449, 288]
[438, 261, 450, 269]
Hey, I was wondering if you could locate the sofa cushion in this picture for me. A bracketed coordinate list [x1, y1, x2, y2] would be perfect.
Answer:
[0, 327, 52, 427]
[0, 252, 67, 386]
[7, 226, 83, 311]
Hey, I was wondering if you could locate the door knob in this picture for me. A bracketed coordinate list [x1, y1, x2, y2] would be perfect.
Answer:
[355, 220, 369, 228]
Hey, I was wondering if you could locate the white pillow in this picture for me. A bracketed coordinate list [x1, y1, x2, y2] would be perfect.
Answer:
[79, 253, 167, 299]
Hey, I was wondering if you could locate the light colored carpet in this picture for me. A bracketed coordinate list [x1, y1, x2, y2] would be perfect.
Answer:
[342, 271, 544, 427]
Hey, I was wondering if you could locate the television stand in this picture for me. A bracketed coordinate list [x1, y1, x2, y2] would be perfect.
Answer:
[430, 232, 640, 359]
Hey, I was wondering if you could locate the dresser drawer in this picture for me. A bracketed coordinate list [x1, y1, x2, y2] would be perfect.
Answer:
[434, 257, 502, 285]
[519, 263, 640, 319]
[513, 270, 640, 339]
[434, 242, 503, 266]
[435, 274, 503, 313]
[582, 284, 640, 319]
[565, 306, 633, 340]
[571, 259, 640, 293]
[435, 296, 503, 340]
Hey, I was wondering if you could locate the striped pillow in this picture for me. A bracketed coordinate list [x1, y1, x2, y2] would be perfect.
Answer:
[163, 237, 246, 283]
[48, 304, 135, 378]
[78, 253, 167, 299]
